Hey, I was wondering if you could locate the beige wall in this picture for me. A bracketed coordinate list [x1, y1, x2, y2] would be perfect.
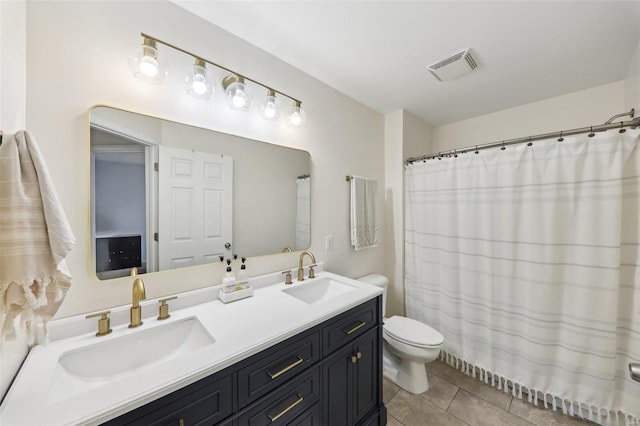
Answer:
[0, 0, 26, 132]
[384, 111, 403, 317]
[403, 111, 432, 161]
[384, 110, 432, 317]
[26, 0, 385, 317]
[1, 0, 386, 397]
[625, 39, 640, 111]
[0, 0, 29, 401]
[432, 81, 626, 153]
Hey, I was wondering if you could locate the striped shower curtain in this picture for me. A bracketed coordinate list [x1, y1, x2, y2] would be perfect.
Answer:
[405, 129, 640, 425]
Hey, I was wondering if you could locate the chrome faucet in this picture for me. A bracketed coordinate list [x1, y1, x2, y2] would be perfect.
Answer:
[297, 250, 316, 281]
[129, 267, 146, 328]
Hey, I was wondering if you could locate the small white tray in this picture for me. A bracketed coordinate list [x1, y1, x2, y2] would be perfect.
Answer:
[218, 286, 254, 303]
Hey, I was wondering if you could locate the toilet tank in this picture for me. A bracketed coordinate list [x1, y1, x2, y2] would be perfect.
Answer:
[357, 274, 388, 316]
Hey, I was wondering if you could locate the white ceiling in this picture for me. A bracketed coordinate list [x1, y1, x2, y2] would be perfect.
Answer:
[173, 1, 640, 126]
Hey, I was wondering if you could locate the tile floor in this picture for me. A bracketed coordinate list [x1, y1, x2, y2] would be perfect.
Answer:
[383, 360, 597, 426]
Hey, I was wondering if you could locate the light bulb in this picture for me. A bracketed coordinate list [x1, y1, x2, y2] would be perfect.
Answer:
[191, 74, 207, 95]
[288, 101, 306, 126]
[261, 91, 280, 120]
[128, 37, 168, 85]
[290, 111, 302, 126]
[222, 74, 252, 111]
[233, 88, 247, 108]
[264, 103, 276, 119]
[139, 55, 159, 77]
[185, 59, 214, 100]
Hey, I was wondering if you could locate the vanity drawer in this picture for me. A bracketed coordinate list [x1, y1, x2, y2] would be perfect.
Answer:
[102, 373, 233, 426]
[289, 401, 321, 426]
[238, 330, 321, 408]
[322, 298, 378, 354]
[238, 365, 320, 426]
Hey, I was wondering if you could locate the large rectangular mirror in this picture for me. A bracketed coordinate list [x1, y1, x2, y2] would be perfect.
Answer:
[90, 107, 311, 280]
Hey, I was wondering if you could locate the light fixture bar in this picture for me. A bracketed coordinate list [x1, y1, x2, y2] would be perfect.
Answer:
[140, 32, 302, 105]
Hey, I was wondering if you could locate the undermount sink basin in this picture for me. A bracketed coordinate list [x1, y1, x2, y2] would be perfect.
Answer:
[49, 317, 214, 403]
[283, 277, 356, 305]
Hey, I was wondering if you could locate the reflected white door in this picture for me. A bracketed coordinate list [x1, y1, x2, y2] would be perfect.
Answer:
[158, 146, 233, 270]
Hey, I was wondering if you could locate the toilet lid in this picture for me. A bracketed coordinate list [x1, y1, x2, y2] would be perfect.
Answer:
[383, 316, 444, 348]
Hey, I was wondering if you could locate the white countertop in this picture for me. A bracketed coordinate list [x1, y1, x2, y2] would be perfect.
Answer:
[0, 268, 382, 426]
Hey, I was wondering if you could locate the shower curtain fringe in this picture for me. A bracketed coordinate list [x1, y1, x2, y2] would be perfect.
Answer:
[438, 350, 640, 426]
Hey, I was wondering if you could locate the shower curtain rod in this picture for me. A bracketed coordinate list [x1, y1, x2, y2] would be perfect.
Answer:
[405, 109, 640, 165]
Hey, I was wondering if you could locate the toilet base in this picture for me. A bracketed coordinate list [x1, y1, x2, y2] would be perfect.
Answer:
[382, 348, 430, 394]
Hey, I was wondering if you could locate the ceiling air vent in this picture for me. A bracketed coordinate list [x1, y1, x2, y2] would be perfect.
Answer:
[428, 49, 478, 82]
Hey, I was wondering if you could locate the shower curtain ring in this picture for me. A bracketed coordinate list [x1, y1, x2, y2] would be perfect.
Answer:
[620, 122, 627, 134]
[501, 141, 505, 151]
[454, 150, 458, 158]
[527, 137, 532, 147]
[474, 146, 479, 154]
[558, 131, 564, 142]
[588, 126, 595, 137]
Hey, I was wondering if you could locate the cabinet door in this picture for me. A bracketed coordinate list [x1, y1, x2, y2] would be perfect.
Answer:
[352, 328, 379, 425]
[321, 345, 352, 426]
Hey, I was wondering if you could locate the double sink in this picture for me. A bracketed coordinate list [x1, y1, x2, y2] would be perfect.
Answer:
[51, 276, 357, 402]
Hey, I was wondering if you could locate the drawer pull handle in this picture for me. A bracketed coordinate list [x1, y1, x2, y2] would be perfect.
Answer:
[267, 357, 304, 379]
[351, 354, 357, 364]
[344, 321, 366, 335]
[178, 419, 184, 426]
[356, 351, 362, 360]
[268, 393, 304, 422]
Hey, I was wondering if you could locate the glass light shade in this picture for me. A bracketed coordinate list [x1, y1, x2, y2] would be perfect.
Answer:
[261, 91, 280, 120]
[185, 60, 214, 100]
[128, 38, 168, 85]
[288, 102, 306, 126]
[223, 75, 252, 111]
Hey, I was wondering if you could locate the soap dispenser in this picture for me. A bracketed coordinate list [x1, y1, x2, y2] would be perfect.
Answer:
[222, 259, 236, 293]
[237, 257, 249, 290]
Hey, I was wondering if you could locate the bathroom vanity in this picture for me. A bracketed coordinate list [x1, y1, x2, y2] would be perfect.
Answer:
[0, 268, 386, 426]
[105, 297, 382, 425]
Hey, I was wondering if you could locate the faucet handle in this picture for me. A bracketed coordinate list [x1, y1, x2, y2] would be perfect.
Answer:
[157, 296, 177, 320]
[281, 269, 293, 285]
[308, 263, 317, 279]
[86, 310, 112, 337]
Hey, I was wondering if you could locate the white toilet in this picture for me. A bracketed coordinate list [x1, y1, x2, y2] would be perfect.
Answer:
[358, 274, 444, 394]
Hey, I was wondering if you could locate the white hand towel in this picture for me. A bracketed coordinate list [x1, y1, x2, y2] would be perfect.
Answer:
[350, 176, 379, 250]
[0, 131, 76, 342]
[296, 176, 311, 250]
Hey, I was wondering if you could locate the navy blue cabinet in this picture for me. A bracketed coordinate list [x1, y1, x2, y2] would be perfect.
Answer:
[103, 296, 384, 426]
[102, 372, 234, 426]
[322, 328, 379, 426]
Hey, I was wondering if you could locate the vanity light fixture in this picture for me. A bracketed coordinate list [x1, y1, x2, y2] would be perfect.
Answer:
[222, 74, 252, 110]
[288, 101, 306, 127]
[128, 37, 168, 84]
[129, 33, 305, 125]
[261, 90, 280, 120]
[185, 58, 214, 100]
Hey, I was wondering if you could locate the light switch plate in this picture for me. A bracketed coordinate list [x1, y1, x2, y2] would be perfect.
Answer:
[325, 235, 334, 252]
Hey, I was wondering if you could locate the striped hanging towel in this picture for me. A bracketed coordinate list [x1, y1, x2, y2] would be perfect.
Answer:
[0, 131, 75, 343]
[350, 176, 379, 250]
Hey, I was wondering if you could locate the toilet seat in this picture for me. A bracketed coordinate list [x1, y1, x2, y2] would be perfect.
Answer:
[383, 316, 444, 348]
